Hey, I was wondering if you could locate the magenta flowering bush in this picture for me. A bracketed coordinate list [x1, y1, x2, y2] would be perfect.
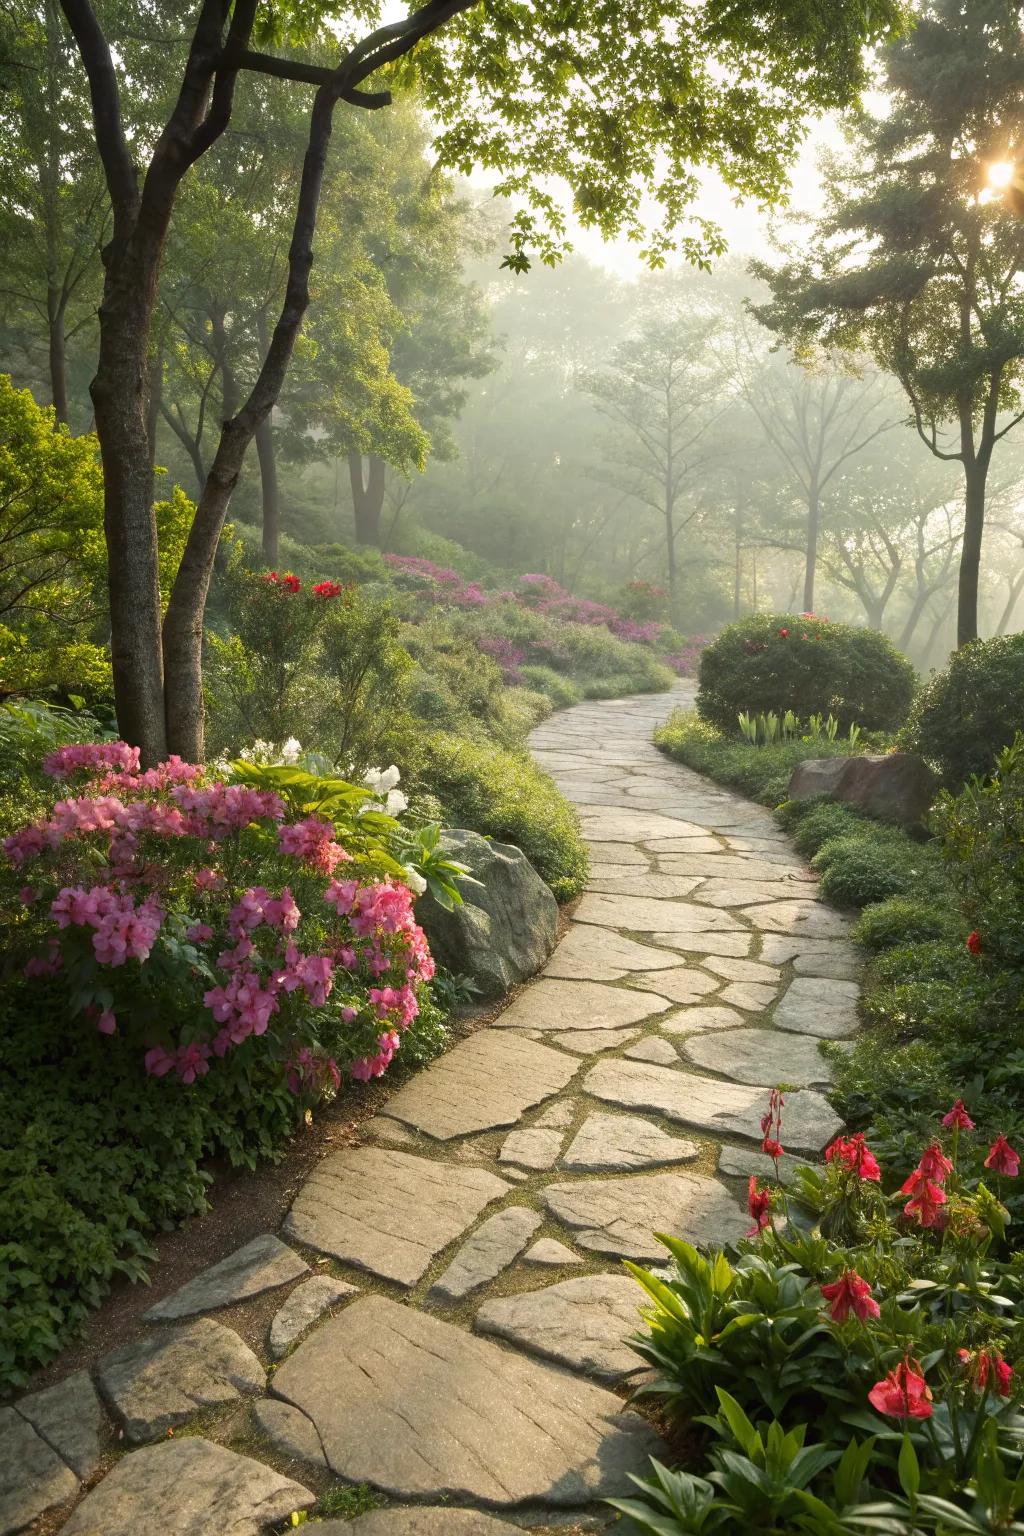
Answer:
[3, 742, 437, 1099]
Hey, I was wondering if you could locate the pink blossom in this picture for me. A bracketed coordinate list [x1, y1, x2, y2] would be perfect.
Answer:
[97, 1008, 117, 1034]
[278, 817, 350, 875]
[194, 867, 226, 892]
[43, 741, 140, 780]
[175, 1040, 211, 1084]
[187, 923, 214, 944]
[144, 1045, 176, 1077]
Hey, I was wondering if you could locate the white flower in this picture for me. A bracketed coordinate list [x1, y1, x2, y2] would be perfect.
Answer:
[404, 868, 427, 896]
[364, 764, 401, 795]
[386, 789, 409, 817]
[280, 737, 302, 764]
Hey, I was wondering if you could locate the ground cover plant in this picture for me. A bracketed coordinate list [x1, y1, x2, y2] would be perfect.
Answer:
[901, 634, 1024, 791]
[617, 1096, 1024, 1534]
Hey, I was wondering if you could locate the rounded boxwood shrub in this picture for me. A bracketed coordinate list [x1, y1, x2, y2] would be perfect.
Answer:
[696, 612, 916, 735]
[852, 895, 960, 952]
[899, 634, 1024, 788]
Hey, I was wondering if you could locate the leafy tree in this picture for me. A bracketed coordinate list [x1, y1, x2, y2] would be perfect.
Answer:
[53, 0, 903, 763]
[753, 0, 1024, 645]
[0, 0, 106, 424]
[583, 293, 730, 624]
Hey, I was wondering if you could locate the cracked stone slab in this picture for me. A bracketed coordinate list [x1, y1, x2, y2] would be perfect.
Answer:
[544, 926, 686, 981]
[575, 894, 742, 934]
[338, 1513, 523, 1535]
[476, 1275, 642, 1381]
[695, 879, 817, 908]
[646, 930, 754, 958]
[16, 1368, 103, 1480]
[429, 1208, 543, 1302]
[644, 835, 731, 854]
[578, 809, 710, 841]
[491, 977, 670, 1032]
[269, 1275, 359, 1360]
[624, 1037, 679, 1065]
[759, 934, 862, 980]
[360, 1115, 420, 1146]
[61, 1438, 314, 1536]
[741, 901, 852, 939]
[543, 1172, 746, 1258]
[583, 1058, 842, 1153]
[524, 1238, 584, 1266]
[718, 981, 779, 1012]
[96, 1317, 265, 1444]
[253, 1399, 327, 1469]
[622, 966, 720, 1005]
[284, 1147, 508, 1286]
[775, 977, 861, 1039]
[499, 1127, 564, 1170]
[658, 853, 812, 882]
[144, 1234, 308, 1322]
[658, 1004, 748, 1035]
[0, 1407, 78, 1535]
[381, 1031, 580, 1139]
[704, 956, 782, 984]
[587, 874, 703, 899]
[582, 841, 650, 865]
[549, 1027, 640, 1055]
[683, 1027, 833, 1088]
[272, 1295, 660, 1507]
[562, 1113, 698, 1172]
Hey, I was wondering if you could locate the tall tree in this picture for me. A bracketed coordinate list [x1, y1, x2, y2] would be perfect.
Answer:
[753, 0, 1024, 645]
[53, 0, 903, 762]
[583, 298, 730, 623]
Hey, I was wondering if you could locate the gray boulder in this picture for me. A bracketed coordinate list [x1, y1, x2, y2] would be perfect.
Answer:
[416, 829, 558, 998]
[788, 753, 934, 826]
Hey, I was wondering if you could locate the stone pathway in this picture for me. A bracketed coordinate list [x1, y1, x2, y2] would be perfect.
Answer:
[8, 684, 859, 1535]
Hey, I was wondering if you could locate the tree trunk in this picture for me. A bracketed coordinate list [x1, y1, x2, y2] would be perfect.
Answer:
[146, 342, 163, 463]
[733, 504, 742, 620]
[47, 290, 69, 425]
[348, 451, 385, 546]
[256, 414, 280, 566]
[664, 508, 679, 625]
[957, 461, 987, 646]
[803, 485, 819, 613]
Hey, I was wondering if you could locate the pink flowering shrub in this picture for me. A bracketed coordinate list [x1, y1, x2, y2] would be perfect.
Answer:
[3, 742, 437, 1099]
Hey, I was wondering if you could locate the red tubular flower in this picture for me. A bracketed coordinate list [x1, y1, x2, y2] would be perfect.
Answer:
[825, 1132, 881, 1182]
[778, 627, 789, 638]
[960, 1348, 1014, 1398]
[746, 1175, 772, 1237]
[820, 1269, 880, 1323]
[869, 1359, 933, 1419]
[967, 930, 982, 955]
[985, 1134, 1021, 1177]
[761, 1137, 784, 1163]
[312, 579, 343, 599]
[903, 1176, 947, 1228]
[760, 1087, 784, 1165]
[281, 572, 301, 593]
[942, 1099, 975, 1131]
[917, 1140, 954, 1184]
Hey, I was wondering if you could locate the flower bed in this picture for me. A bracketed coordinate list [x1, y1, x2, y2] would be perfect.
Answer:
[619, 1091, 1024, 1533]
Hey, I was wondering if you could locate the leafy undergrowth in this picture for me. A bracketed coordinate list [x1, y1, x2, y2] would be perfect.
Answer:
[654, 708, 857, 806]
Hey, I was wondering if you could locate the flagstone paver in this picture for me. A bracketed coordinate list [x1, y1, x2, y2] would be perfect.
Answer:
[272, 1297, 660, 1506]
[23, 683, 863, 1533]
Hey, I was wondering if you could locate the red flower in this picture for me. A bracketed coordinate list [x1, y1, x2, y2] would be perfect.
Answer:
[778, 627, 789, 638]
[959, 1347, 1014, 1398]
[825, 1132, 881, 1182]
[760, 1087, 784, 1165]
[916, 1140, 954, 1184]
[942, 1099, 975, 1131]
[985, 1134, 1020, 1177]
[903, 1175, 947, 1229]
[746, 1175, 772, 1237]
[312, 579, 343, 599]
[967, 930, 982, 955]
[869, 1359, 933, 1420]
[281, 572, 301, 593]
[821, 1269, 880, 1323]
[762, 1137, 784, 1163]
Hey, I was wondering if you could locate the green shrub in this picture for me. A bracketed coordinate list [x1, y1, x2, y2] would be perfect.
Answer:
[901, 633, 1024, 788]
[518, 665, 582, 709]
[415, 732, 588, 901]
[852, 895, 959, 951]
[778, 798, 864, 857]
[810, 824, 943, 909]
[696, 612, 916, 735]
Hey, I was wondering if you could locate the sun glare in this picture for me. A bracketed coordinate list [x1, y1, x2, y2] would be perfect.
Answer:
[988, 159, 1016, 189]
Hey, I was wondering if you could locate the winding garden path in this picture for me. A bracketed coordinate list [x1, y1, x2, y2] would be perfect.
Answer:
[7, 684, 861, 1536]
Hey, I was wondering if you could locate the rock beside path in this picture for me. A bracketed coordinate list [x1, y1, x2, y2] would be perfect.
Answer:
[0, 1408, 78, 1536]
[789, 753, 934, 826]
[416, 829, 558, 997]
[15, 1368, 104, 1480]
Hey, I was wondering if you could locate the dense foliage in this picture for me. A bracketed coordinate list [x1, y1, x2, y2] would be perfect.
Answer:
[901, 636, 1024, 790]
[696, 613, 917, 736]
[655, 709, 860, 807]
